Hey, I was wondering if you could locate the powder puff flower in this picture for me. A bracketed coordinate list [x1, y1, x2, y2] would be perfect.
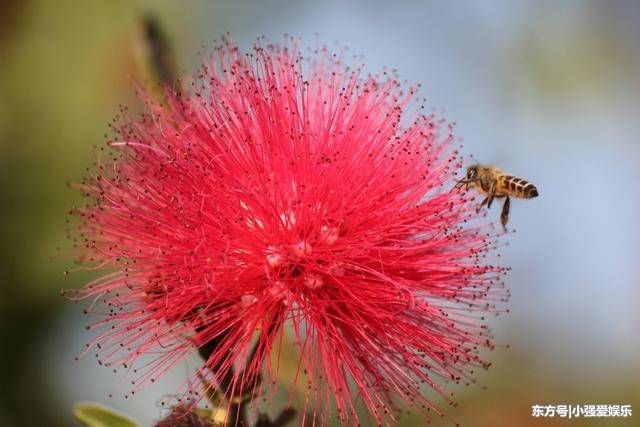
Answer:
[68, 37, 507, 426]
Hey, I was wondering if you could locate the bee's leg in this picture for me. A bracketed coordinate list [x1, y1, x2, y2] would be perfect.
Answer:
[500, 196, 510, 229]
[454, 179, 471, 190]
[477, 196, 489, 213]
[487, 181, 497, 208]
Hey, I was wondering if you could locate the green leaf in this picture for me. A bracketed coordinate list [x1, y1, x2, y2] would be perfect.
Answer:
[73, 402, 141, 427]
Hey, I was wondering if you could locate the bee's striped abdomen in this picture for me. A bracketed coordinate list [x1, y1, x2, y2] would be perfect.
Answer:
[499, 175, 539, 199]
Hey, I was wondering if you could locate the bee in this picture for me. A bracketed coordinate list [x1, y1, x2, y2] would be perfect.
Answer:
[455, 164, 539, 228]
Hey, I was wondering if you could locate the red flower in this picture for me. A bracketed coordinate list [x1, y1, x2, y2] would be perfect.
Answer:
[70, 38, 507, 425]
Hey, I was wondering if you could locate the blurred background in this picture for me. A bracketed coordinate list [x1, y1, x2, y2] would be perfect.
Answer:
[1, 0, 639, 426]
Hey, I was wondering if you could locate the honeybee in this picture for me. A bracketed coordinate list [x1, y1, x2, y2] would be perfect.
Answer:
[455, 164, 539, 228]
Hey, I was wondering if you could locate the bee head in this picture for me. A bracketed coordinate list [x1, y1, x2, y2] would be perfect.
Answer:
[466, 165, 479, 180]
[454, 165, 479, 190]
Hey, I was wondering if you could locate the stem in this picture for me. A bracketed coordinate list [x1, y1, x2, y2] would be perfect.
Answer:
[197, 312, 288, 426]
